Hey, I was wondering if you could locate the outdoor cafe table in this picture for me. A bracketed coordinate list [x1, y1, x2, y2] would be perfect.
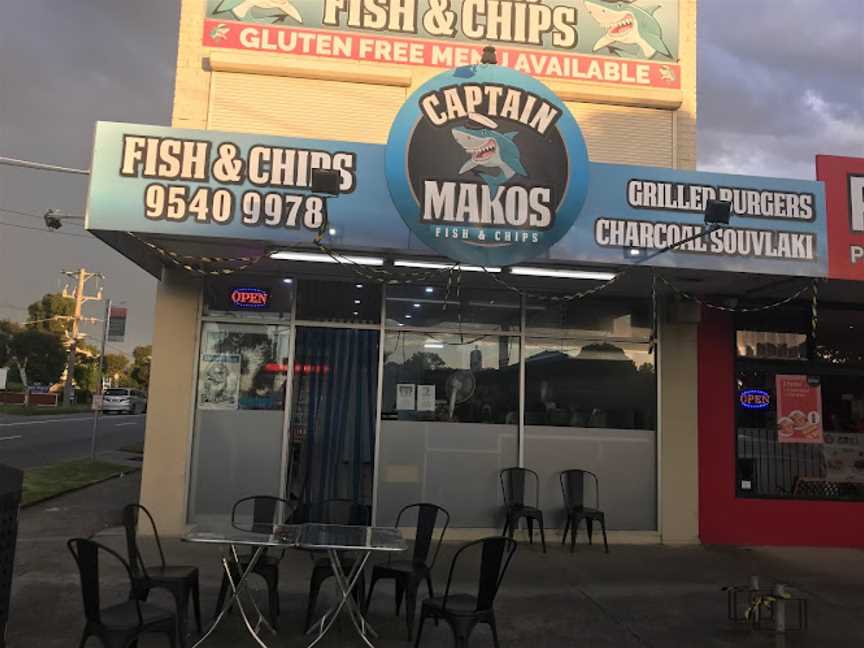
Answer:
[184, 522, 406, 648]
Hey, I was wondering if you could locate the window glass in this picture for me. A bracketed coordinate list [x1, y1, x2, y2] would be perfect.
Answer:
[296, 279, 381, 324]
[736, 331, 808, 360]
[385, 285, 520, 332]
[381, 332, 519, 424]
[815, 309, 864, 367]
[525, 296, 652, 339]
[524, 339, 655, 429]
[735, 366, 864, 501]
[203, 277, 293, 320]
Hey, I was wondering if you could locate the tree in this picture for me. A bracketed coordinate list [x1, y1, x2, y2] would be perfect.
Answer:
[103, 353, 130, 386]
[130, 345, 152, 390]
[0, 322, 66, 403]
[27, 293, 74, 336]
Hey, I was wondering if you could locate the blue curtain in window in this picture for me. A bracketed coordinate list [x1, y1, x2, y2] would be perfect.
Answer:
[292, 327, 378, 521]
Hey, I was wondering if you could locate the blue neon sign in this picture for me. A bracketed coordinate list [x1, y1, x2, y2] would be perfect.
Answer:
[739, 389, 770, 410]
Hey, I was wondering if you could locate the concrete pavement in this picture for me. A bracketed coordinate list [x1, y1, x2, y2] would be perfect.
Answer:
[7, 470, 864, 647]
[0, 412, 145, 468]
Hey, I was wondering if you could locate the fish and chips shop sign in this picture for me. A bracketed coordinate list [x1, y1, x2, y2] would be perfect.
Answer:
[386, 65, 589, 266]
[86, 65, 834, 278]
[202, 0, 681, 88]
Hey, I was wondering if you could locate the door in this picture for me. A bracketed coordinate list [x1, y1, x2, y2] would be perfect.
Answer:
[188, 321, 292, 525]
[287, 327, 379, 522]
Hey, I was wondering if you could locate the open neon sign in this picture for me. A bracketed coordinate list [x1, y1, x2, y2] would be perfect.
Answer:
[740, 389, 770, 410]
[230, 287, 270, 309]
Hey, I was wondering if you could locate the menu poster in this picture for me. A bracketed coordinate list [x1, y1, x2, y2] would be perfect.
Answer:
[775, 374, 824, 444]
[417, 385, 436, 412]
[396, 383, 416, 411]
[822, 433, 864, 483]
[198, 353, 241, 410]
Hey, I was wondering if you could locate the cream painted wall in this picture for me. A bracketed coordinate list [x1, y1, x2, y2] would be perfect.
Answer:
[657, 311, 700, 543]
[139, 270, 201, 536]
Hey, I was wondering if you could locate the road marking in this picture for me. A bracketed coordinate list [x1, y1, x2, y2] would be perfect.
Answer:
[0, 435, 22, 441]
[0, 414, 146, 428]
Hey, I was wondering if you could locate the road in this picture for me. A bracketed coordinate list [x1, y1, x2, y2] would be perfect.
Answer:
[0, 413, 146, 469]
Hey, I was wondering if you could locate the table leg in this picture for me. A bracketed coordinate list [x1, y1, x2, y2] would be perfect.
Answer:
[305, 550, 375, 648]
[228, 545, 277, 637]
[190, 545, 271, 648]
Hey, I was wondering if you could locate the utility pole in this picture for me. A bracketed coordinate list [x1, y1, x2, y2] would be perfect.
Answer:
[89, 299, 111, 461]
[60, 268, 103, 406]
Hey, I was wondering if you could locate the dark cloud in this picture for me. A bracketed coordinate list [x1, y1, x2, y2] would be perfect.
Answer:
[698, 0, 864, 178]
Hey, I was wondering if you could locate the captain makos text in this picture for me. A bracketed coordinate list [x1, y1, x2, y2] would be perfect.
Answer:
[416, 83, 562, 240]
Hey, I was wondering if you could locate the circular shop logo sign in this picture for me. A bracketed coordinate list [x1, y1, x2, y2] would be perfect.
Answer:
[386, 65, 589, 267]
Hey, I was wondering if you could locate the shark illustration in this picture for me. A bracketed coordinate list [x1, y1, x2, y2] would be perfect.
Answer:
[451, 127, 527, 193]
[213, 0, 302, 24]
[583, 0, 672, 59]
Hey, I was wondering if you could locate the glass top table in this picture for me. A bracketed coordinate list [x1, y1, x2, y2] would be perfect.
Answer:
[185, 522, 406, 647]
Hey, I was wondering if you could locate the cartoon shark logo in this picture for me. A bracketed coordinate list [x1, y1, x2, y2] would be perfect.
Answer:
[213, 0, 302, 24]
[583, 0, 673, 59]
[659, 65, 676, 83]
[452, 114, 527, 193]
[210, 23, 230, 41]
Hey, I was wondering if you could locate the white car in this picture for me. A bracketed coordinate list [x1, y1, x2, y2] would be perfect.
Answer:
[101, 388, 148, 415]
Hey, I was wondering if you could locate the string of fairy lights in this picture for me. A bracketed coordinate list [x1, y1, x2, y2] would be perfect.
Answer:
[125, 209, 823, 350]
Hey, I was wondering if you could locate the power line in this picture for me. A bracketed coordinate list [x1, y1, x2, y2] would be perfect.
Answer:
[0, 156, 89, 176]
[0, 220, 93, 239]
[0, 207, 42, 220]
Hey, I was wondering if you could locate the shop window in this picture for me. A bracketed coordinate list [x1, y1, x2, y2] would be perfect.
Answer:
[295, 279, 381, 324]
[524, 339, 655, 430]
[525, 296, 652, 339]
[381, 332, 519, 424]
[203, 277, 294, 320]
[385, 285, 520, 332]
[735, 308, 864, 501]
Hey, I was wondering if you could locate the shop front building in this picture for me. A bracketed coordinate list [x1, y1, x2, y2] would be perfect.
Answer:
[83, 0, 863, 546]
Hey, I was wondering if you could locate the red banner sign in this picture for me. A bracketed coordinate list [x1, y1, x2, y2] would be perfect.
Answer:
[816, 155, 864, 281]
[203, 19, 681, 90]
[775, 374, 824, 444]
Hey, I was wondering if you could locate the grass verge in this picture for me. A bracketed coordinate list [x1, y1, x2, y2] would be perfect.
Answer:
[0, 404, 92, 416]
[23, 459, 131, 506]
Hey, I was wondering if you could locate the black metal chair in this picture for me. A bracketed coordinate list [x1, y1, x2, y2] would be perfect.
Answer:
[500, 467, 546, 553]
[68, 537, 177, 648]
[560, 469, 609, 553]
[122, 504, 201, 647]
[304, 498, 370, 631]
[414, 536, 517, 648]
[214, 495, 292, 628]
[365, 503, 450, 640]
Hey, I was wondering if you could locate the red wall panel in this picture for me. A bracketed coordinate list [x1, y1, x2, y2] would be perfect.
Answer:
[698, 308, 864, 547]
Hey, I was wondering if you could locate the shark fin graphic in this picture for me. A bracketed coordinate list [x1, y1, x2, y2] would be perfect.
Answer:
[645, 5, 662, 15]
[459, 159, 478, 174]
[479, 173, 506, 194]
[644, 32, 673, 59]
[502, 132, 518, 140]
[510, 156, 527, 177]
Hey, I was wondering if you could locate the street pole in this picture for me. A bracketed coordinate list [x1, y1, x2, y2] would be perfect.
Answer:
[61, 268, 103, 407]
[89, 300, 111, 462]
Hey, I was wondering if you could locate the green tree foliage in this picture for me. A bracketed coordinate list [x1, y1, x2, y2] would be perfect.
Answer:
[27, 293, 75, 336]
[103, 353, 130, 383]
[130, 345, 152, 389]
[0, 327, 67, 387]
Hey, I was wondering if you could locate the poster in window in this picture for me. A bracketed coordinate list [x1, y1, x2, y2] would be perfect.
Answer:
[417, 385, 436, 412]
[822, 433, 864, 483]
[198, 353, 241, 410]
[396, 384, 416, 411]
[775, 374, 824, 444]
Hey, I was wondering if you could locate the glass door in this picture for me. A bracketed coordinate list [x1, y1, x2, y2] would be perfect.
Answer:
[188, 321, 292, 525]
[287, 327, 380, 523]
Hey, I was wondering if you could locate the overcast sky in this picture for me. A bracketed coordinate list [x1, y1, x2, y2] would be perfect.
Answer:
[0, 0, 862, 354]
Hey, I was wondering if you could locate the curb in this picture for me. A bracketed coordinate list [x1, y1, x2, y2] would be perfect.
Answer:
[22, 466, 142, 509]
